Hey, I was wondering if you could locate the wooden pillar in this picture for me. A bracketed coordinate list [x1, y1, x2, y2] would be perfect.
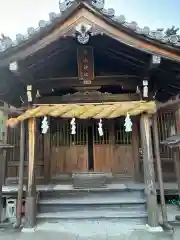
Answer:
[15, 121, 25, 227]
[0, 103, 8, 185]
[0, 149, 3, 223]
[173, 148, 180, 200]
[175, 108, 180, 200]
[175, 108, 180, 133]
[140, 114, 159, 227]
[132, 119, 140, 181]
[152, 114, 168, 224]
[0, 103, 8, 224]
[43, 122, 51, 183]
[25, 118, 36, 228]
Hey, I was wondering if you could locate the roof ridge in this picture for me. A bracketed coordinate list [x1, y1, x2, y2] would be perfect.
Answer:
[0, 0, 180, 53]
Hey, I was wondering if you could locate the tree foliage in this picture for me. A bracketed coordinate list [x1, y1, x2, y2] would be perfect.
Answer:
[165, 26, 179, 36]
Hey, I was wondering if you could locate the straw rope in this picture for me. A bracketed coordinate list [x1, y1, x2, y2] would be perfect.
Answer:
[6, 101, 156, 127]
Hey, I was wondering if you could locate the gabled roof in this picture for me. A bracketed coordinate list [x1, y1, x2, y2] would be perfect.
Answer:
[1, 0, 180, 65]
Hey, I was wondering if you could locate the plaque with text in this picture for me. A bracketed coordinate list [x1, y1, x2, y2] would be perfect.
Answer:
[77, 46, 94, 83]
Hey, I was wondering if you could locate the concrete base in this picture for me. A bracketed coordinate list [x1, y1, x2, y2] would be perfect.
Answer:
[24, 196, 36, 229]
[21, 227, 36, 233]
[159, 222, 174, 231]
[0, 222, 13, 229]
[175, 215, 180, 222]
[145, 224, 163, 232]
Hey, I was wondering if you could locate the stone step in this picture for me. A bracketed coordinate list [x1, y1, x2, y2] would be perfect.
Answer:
[39, 196, 146, 205]
[38, 203, 146, 214]
[37, 209, 148, 220]
[37, 185, 147, 221]
[39, 189, 145, 200]
[72, 172, 109, 189]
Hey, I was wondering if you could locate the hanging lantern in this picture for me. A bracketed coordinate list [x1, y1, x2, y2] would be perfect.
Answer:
[98, 119, 104, 136]
[124, 113, 132, 132]
[70, 118, 76, 135]
[41, 116, 49, 134]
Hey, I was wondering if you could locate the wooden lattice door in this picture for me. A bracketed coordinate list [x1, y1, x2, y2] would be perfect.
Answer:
[50, 119, 88, 175]
[93, 119, 134, 176]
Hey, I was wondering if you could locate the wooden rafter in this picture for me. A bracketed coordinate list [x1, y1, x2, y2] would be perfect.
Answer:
[157, 96, 180, 111]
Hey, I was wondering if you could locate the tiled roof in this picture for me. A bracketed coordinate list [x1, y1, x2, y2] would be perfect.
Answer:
[0, 0, 180, 53]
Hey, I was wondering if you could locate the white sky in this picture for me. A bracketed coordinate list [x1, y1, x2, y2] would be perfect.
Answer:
[0, 0, 177, 40]
[0, 0, 59, 39]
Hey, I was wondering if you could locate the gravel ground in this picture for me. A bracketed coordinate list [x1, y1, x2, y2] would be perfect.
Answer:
[0, 223, 179, 240]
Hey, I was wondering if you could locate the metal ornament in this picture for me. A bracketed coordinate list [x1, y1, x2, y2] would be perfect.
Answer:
[75, 23, 91, 44]
[41, 116, 49, 134]
[27, 85, 32, 103]
[9, 61, 18, 72]
[70, 118, 76, 135]
[124, 113, 132, 132]
[143, 80, 148, 98]
[98, 119, 104, 136]
[152, 55, 161, 64]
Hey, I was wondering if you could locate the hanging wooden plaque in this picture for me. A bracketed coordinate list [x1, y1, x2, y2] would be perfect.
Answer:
[77, 46, 94, 84]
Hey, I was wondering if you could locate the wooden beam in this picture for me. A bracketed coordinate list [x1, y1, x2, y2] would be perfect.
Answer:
[0, 106, 23, 116]
[25, 118, 36, 228]
[37, 93, 140, 104]
[33, 75, 139, 91]
[152, 114, 168, 225]
[140, 114, 159, 227]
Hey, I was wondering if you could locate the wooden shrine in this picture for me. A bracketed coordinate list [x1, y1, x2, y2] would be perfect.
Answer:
[1, 0, 180, 229]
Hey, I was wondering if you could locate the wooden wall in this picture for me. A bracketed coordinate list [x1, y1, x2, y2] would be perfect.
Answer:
[93, 144, 134, 175]
[5, 112, 177, 184]
[139, 111, 176, 182]
[51, 145, 88, 174]
[5, 122, 45, 184]
[156, 111, 175, 182]
[49, 118, 136, 178]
